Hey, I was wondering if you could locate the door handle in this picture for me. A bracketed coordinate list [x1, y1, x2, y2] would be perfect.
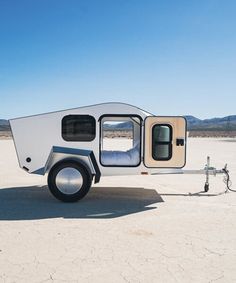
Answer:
[176, 138, 185, 146]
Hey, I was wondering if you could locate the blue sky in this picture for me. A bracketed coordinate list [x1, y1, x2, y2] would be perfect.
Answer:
[0, 0, 236, 119]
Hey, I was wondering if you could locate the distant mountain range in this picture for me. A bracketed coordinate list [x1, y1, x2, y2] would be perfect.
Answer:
[103, 121, 133, 131]
[185, 115, 236, 131]
[0, 119, 10, 131]
[1, 115, 236, 132]
[103, 116, 236, 131]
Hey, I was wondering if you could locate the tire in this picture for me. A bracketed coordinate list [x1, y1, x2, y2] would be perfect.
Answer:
[47, 160, 92, 202]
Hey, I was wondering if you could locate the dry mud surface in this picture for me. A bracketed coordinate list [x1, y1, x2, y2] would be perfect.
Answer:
[0, 138, 236, 283]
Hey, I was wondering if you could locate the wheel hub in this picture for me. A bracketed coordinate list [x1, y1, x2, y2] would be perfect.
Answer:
[56, 167, 83, 195]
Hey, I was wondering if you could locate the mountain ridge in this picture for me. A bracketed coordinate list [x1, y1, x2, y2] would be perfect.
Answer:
[1, 115, 236, 132]
[184, 115, 236, 130]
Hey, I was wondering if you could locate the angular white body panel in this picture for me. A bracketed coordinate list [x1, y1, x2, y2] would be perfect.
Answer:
[10, 103, 152, 176]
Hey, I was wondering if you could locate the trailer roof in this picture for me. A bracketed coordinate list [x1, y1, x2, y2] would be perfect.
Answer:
[9, 102, 153, 121]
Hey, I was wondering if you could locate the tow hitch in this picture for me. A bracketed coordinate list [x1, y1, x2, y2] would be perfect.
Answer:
[182, 156, 231, 192]
[152, 156, 234, 193]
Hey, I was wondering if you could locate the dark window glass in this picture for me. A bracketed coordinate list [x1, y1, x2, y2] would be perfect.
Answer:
[62, 115, 96, 141]
[152, 124, 172, 160]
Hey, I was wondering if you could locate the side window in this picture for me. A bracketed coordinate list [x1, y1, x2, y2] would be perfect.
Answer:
[100, 116, 141, 166]
[62, 115, 96, 142]
[152, 124, 172, 160]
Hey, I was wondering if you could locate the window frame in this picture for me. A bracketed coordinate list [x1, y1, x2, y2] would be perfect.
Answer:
[152, 124, 173, 161]
[62, 114, 96, 142]
[99, 114, 142, 167]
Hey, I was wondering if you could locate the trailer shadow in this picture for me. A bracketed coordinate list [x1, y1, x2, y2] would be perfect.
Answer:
[0, 186, 163, 221]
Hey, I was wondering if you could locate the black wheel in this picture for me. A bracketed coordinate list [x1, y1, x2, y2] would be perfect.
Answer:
[47, 160, 92, 202]
[204, 183, 209, 192]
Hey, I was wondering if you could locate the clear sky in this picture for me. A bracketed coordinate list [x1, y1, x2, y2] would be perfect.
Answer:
[0, 0, 236, 119]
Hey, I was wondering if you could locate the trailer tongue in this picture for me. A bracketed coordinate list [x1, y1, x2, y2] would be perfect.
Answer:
[151, 156, 232, 193]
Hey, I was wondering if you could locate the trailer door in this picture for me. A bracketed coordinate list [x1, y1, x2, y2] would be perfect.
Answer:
[144, 117, 187, 168]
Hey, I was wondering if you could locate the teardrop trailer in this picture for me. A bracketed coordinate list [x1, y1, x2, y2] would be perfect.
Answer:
[9, 103, 232, 202]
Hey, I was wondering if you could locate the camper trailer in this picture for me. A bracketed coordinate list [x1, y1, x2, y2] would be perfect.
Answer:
[10, 102, 228, 202]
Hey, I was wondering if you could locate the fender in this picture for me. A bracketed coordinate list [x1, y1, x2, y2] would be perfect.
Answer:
[32, 146, 101, 184]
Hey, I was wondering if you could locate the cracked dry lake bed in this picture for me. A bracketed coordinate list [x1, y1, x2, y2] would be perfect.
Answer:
[0, 138, 236, 282]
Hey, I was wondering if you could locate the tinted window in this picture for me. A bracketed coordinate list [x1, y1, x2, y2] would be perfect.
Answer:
[152, 124, 172, 160]
[62, 115, 96, 141]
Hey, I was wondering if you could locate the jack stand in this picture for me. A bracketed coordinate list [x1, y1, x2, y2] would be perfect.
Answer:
[204, 156, 210, 192]
[203, 156, 229, 192]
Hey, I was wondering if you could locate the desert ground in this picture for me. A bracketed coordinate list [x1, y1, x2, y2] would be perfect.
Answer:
[0, 138, 236, 283]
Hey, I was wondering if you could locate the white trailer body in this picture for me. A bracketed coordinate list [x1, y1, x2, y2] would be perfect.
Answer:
[9, 103, 187, 202]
